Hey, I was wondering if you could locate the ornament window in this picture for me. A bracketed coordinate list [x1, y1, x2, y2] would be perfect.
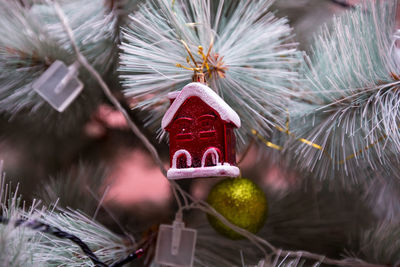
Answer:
[198, 114, 216, 139]
[175, 117, 193, 141]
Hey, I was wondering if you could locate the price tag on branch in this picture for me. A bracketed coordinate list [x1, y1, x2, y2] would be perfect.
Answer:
[155, 219, 197, 267]
[32, 60, 83, 112]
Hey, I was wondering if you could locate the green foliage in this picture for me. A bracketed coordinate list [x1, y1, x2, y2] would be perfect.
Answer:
[0, 0, 121, 135]
[288, 0, 400, 183]
[0, 167, 135, 266]
[31, 209, 134, 266]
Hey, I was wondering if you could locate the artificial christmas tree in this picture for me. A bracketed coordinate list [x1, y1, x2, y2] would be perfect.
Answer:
[0, 0, 399, 266]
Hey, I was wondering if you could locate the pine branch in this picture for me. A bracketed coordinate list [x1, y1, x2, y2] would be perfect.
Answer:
[0, 0, 121, 135]
[119, 0, 302, 145]
[1, 216, 108, 267]
[1, 215, 144, 267]
[287, 0, 400, 184]
[0, 165, 138, 266]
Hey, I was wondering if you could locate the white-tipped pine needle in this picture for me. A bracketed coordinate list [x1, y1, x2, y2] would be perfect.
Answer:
[31, 209, 135, 266]
[0, 168, 136, 266]
[119, 0, 301, 145]
[287, 0, 400, 184]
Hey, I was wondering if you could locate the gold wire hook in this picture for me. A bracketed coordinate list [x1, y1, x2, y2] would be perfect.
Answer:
[177, 39, 215, 84]
[180, 40, 200, 70]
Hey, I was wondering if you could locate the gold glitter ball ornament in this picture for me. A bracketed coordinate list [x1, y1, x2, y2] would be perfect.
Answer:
[206, 178, 268, 239]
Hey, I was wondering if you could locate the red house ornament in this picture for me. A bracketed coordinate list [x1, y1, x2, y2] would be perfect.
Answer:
[161, 82, 241, 179]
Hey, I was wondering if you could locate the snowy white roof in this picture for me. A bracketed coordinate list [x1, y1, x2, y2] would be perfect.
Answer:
[162, 82, 241, 129]
[167, 91, 180, 100]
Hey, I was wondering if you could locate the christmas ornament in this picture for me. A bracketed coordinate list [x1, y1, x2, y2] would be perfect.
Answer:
[206, 178, 268, 239]
[120, 0, 301, 146]
[32, 60, 83, 112]
[155, 218, 197, 267]
[161, 81, 241, 180]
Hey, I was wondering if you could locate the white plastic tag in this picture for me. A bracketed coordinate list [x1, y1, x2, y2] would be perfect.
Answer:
[155, 220, 197, 267]
[32, 60, 83, 112]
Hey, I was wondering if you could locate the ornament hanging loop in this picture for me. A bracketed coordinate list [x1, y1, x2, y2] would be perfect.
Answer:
[178, 39, 214, 85]
[192, 72, 206, 84]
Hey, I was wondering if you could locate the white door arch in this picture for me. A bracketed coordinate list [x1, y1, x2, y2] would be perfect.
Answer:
[172, 149, 192, 169]
[201, 147, 221, 167]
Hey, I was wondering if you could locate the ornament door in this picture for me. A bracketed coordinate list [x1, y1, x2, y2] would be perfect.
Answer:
[201, 147, 221, 167]
[172, 149, 192, 169]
